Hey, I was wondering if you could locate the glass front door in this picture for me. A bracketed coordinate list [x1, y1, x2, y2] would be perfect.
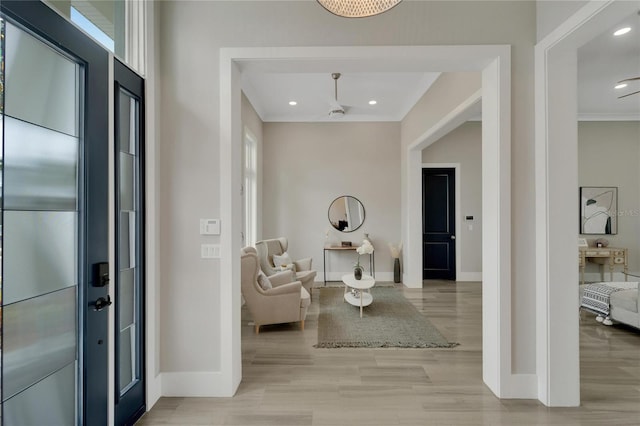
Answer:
[0, 2, 110, 425]
[114, 58, 145, 426]
[1, 18, 82, 425]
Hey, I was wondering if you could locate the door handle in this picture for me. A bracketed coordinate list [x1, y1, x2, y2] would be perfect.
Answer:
[92, 295, 113, 311]
[450, 235, 456, 240]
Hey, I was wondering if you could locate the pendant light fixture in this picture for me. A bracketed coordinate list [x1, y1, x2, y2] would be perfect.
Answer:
[317, 0, 402, 18]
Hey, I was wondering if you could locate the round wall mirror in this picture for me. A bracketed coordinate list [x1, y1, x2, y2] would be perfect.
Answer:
[328, 196, 366, 232]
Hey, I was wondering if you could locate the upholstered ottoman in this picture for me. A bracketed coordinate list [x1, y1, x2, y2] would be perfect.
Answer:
[579, 282, 639, 329]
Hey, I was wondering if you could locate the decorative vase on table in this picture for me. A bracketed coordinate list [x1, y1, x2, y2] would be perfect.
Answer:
[354, 265, 363, 280]
[354, 239, 374, 281]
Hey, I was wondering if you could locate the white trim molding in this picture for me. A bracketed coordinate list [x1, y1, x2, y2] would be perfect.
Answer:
[221, 45, 522, 401]
[160, 372, 228, 397]
[125, 0, 146, 76]
[535, 0, 640, 407]
[321, 272, 395, 283]
[457, 272, 482, 282]
[578, 113, 640, 121]
[144, 0, 162, 411]
[406, 90, 482, 288]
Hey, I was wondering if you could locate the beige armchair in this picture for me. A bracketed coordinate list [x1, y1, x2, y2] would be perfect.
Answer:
[255, 238, 317, 297]
[240, 247, 310, 334]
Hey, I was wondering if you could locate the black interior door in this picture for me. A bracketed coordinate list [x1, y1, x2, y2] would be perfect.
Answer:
[422, 168, 456, 280]
[114, 58, 146, 426]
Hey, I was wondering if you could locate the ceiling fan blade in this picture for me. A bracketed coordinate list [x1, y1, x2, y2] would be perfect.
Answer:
[618, 77, 640, 84]
[618, 89, 640, 99]
[329, 99, 343, 110]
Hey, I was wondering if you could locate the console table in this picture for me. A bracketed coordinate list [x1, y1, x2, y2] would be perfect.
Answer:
[579, 246, 628, 286]
[323, 246, 375, 285]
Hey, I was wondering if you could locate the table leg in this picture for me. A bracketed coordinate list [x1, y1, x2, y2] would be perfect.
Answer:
[609, 263, 614, 282]
[625, 266, 628, 281]
[323, 249, 327, 286]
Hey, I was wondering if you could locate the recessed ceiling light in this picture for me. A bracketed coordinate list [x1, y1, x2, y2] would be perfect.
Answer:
[368, 100, 377, 105]
[613, 27, 631, 36]
[288, 101, 297, 106]
[615, 83, 628, 90]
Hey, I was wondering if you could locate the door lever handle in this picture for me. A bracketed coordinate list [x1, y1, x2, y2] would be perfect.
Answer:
[450, 235, 456, 240]
[92, 295, 112, 311]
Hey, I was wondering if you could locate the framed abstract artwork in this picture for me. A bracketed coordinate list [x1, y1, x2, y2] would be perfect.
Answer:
[580, 186, 617, 235]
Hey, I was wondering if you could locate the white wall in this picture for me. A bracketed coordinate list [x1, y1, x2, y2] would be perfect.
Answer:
[401, 72, 482, 285]
[578, 121, 640, 277]
[262, 122, 401, 282]
[157, 0, 536, 389]
[241, 92, 264, 241]
[537, 0, 590, 41]
[422, 121, 482, 276]
[402, 72, 482, 145]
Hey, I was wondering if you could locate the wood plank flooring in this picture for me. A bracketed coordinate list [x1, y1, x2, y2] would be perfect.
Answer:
[137, 281, 640, 425]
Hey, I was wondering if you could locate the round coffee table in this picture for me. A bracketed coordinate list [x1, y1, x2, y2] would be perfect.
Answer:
[342, 274, 375, 318]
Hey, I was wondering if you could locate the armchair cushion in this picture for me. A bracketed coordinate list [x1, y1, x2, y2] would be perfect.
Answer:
[255, 238, 317, 298]
[269, 270, 296, 287]
[263, 281, 301, 297]
[257, 271, 272, 290]
[241, 246, 309, 333]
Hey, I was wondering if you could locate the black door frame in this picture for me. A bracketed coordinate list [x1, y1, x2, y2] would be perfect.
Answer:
[0, 2, 110, 425]
[422, 166, 457, 280]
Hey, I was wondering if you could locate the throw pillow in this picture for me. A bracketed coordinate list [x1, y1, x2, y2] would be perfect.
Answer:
[273, 252, 293, 269]
[257, 271, 272, 290]
[280, 264, 296, 274]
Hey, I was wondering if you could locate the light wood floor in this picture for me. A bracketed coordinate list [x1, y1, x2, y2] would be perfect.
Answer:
[137, 281, 640, 425]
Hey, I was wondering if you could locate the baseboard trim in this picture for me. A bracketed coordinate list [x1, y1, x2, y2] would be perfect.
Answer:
[319, 272, 395, 283]
[146, 373, 162, 410]
[582, 272, 638, 283]
[160, 371, 231, 397]
[457, 272, 482, 282]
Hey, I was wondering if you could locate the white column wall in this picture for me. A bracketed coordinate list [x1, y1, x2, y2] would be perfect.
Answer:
[156, 0, 537, 400]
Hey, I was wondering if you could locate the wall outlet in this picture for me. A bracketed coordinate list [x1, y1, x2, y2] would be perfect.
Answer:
[201, 244, 221, 259]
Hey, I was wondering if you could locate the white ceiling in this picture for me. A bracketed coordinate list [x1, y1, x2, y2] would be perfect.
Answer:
[242, 71, 440, 122]
[241, 11, 640, 123]
[578, 10, 640, 120]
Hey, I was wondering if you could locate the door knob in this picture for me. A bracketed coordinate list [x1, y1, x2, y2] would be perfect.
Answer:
[92, 295, 112, 311]
[450, 235, 456, 240]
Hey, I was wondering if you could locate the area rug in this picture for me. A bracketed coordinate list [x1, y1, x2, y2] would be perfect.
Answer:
[315, 287, 459, 348]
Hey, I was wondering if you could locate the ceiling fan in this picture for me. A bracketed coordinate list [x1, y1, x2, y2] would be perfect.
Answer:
[328, 73, 349, 118]
[617, 76, 640, 99]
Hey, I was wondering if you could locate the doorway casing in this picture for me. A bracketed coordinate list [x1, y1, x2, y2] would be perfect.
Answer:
[535, 0, 640, 407]
[220, 45, 518, 399]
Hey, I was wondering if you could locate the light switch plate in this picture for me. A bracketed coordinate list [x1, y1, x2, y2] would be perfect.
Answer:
[200, 218, 221, 235]
[201, 244, 221, 259]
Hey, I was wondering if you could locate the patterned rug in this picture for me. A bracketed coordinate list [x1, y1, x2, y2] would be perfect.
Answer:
[315, 287, 458, 348]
